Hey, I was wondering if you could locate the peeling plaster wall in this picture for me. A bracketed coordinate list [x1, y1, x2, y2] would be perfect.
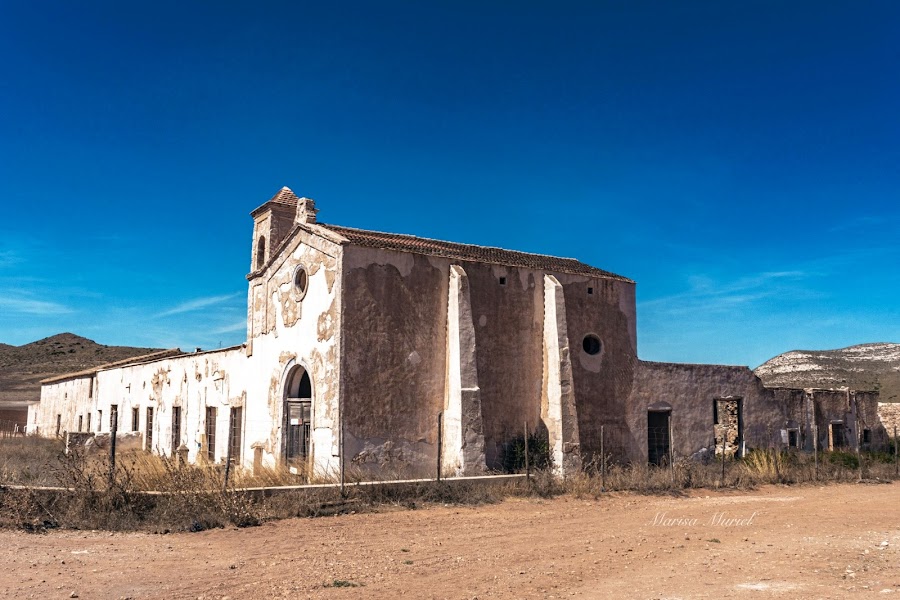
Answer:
[30, 376, 95, 436]
[626, 362, 778, 463]
[36, 228, 343, 476]
[560, 276, 637, 462]
[91, 348, 248, 462]
[340, 246, 448, 475]
[244, 227, 343, 477]
[466, 264, 544, 469]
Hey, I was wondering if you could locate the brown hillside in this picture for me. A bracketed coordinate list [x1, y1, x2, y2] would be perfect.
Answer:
[0, 333, 163, 407]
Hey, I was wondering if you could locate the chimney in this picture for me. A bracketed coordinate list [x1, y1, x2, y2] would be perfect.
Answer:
[296, 197, 319, 224]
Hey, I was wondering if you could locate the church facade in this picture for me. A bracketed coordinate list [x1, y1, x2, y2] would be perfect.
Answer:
[29, 188, 887, 477]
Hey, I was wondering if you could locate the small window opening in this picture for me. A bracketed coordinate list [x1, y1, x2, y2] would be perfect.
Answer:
[499, 276, 507, 286]
[228, 407, 243, 465]
[55, 414, 62, 437]
[587, 286, 594, 295]
[172, 406, 182, 452]
[132, 407, 140, 432]
[77, 415, 83, 432]
[582, 334, 602, 355]
[788, 429, 799, 448]
[97, 410, 102, 432]
[255, 236, 266, 270]
[86, 413, 92, 432]
[862, 428, 872, 445]
[146, 407, 154, 451]
[293, 265, 309, 300]
[206, 407, 217, 462]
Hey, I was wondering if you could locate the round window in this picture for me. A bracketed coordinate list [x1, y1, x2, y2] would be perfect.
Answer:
[582, 334, 602, 356]
[293, 266, 309, 300]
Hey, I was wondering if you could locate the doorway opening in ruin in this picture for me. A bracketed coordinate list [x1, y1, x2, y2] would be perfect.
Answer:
[713, 398, 743, 459]
[647, 410, 671, 466]
[283, 365, 312, 473]
[830, 422, 847, 450]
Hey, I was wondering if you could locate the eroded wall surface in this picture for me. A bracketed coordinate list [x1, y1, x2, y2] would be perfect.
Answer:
[244, 225, 343, 476]
[561, 275, 637, 463]
[340, 247, 448, 475]
[626, 362, 780, 463]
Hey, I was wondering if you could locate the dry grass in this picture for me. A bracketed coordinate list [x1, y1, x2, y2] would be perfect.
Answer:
[1, 436, 898, 532]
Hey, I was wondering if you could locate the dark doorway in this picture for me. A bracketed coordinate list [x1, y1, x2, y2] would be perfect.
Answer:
[284, 366, 313, 472]
[648, 410, 671, 466]
[831, 422, 846, 449]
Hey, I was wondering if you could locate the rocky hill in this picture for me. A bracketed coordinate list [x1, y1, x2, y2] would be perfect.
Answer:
[754, 343, 900, 403]
[0, 333, 163, 407]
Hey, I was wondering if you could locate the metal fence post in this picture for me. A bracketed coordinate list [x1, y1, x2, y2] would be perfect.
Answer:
[600, 424, 606, 491]
[436, 412, 443, 482]
[108, 410, 118, 487]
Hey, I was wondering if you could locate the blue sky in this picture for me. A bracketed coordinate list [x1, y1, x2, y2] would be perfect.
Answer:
[1, 1, 898, 368]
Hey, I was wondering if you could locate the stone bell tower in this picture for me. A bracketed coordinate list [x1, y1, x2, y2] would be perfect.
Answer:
[248, 186, 301, 273]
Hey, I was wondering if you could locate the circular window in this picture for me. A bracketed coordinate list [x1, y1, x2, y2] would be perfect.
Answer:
[293, 265, 309, 300]
[582, 334, 602, 356]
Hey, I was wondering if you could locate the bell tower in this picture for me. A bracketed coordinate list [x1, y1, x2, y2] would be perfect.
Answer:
[249, 186, 301, 273]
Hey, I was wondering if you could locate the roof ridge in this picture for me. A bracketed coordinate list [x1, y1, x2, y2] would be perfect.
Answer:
[321, 223, 632, 282]
[323, 223, 584, 263]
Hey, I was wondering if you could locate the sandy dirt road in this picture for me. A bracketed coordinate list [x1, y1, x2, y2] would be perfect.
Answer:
[1, 483, 899, 599]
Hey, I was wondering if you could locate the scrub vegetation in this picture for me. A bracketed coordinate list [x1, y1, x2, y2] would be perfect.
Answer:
[0, 436, 898, 532]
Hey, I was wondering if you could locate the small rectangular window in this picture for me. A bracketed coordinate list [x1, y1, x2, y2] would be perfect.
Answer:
[55, 414, 62, 437]
[228, 407, 243, 465]
[132, 407, 140, 432]
[499, 276, 507, 286]
[862, 428, 872, 444]
[78, 415, 83, 432]
[587, 286, 594, 295]
[97, 410, 102, 432]
[86, 412, 92, 432]
[172, 406, 182, 452]
[788, 429, 799, 448]
[205, 407, 217, 462]
[146, 407, 154, 451]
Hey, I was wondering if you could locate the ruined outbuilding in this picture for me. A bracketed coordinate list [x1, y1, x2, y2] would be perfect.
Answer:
[28, 188, 889, 477]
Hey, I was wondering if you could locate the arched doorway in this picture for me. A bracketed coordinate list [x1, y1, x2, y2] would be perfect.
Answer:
[283, 365, 312, 470]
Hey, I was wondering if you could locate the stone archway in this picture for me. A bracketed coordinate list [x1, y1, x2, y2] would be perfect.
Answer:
[283, 364, 312, 473]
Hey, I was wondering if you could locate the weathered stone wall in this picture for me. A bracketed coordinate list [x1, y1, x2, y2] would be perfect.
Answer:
[340, 246, 449, 475]
[30, 376, 95, 436]
[244, 225, 344, 476]
[35, 225, 344, 476]
[560, 275, 637, 463]
[466, 264, 544, 469]
[626, 362, 782, 463]
[878, 402, 900, 438]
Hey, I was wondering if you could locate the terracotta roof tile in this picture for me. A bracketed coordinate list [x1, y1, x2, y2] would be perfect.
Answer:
[250, 187, 300, 216]
[322, 224, 631, 281]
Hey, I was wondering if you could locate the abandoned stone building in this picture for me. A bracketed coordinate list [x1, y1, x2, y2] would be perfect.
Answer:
[28, 187, 889, 477]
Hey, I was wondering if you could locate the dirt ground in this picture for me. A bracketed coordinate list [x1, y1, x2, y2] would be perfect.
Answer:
[1, 482, 899, 599]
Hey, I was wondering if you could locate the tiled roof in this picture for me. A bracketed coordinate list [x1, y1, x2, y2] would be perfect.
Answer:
[250, 187, 300, 216]
[251, 186, 631, 281]
[321, 224, 632, 281]
[41, 349, 185, 385]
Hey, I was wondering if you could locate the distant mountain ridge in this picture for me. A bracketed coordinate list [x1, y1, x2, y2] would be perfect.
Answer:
[754, 343, 900, 403]
[0, 333, 163, 407]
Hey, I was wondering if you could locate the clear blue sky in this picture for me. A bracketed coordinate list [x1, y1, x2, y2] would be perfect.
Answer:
[1, 1, 898, 368]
